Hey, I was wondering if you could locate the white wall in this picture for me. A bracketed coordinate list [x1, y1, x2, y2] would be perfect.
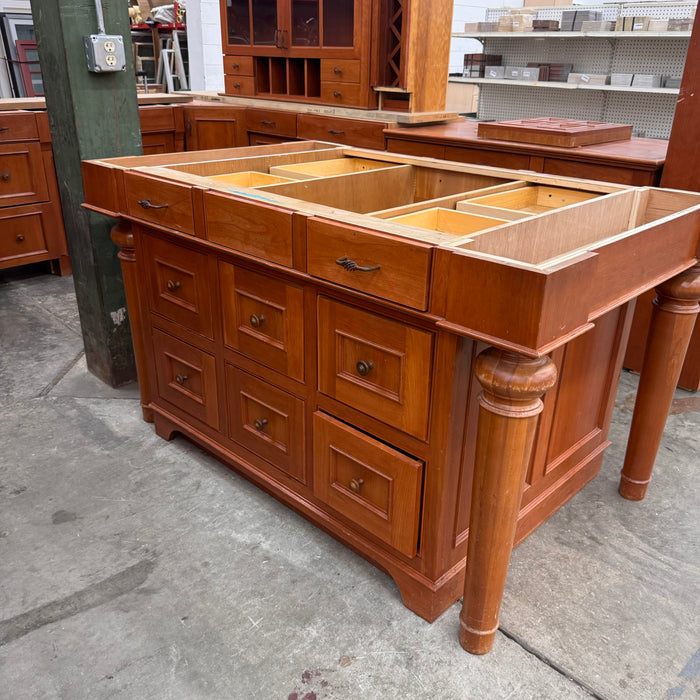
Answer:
[186, 0, 224, 91]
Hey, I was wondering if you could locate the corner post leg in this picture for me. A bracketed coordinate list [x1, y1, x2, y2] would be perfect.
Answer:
[620, 264, 700, 500]
[110, 221, 154, 422]
[459, 347, 557, 655]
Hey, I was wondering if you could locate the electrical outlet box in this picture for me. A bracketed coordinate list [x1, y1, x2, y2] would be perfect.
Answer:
[84, 34, 126, 73]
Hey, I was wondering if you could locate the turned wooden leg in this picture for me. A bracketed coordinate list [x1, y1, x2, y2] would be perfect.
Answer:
[459, 347, 557, 655]
[111, 221, 154, 423]
[620, 264, 700, 501]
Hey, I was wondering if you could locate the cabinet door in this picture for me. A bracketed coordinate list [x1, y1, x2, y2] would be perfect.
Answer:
[184, 106, 245, 151]
[222, 0, 281, 51]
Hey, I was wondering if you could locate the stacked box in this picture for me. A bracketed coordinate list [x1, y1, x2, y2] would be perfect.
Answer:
[561, 10, 602, 30]
[504, 66, 529, 80]
[568, 72, 609, 85]
[527, 63, 551, 80]
[485, 66, 506, 79]
[546, 63, 573, 81]
[668, 18, 693, 31]
[631, 74, 662, 88]
[610, 73, 634, 86]
[580, 20, 615, 32]
[615, 16, 652, 31]
[647, 19, 669, 31]
[523, 0, 572, 5]
[463, 54, 502, 78]
[533, 20, 560, 31]
[520, 67, 541, 81]
[499, 14, 534, 31]
[663, 75, 682, 89]
[478, 22, 499, 32]
[464, 22, 481, 33]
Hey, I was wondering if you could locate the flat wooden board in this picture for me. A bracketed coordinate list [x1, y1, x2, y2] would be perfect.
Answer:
[477, 118, 633, 148]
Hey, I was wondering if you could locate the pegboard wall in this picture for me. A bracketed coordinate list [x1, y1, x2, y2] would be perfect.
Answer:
[473, 2, 695, 138]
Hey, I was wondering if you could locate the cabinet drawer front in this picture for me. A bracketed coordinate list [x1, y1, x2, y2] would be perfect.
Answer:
[318, 297, 433, 440]
[144, 235, 213, 338]
[125, 173, 195, 235]
[152, 329, 219, 429]
[227, 365, 306, 484]
[224, 55, 255, 76]
[0, 113, 38, 141]
[205, 192, 294, 267]
[444, 146, 531, 171]
[313, 412, 423, 558]
[307, 218, 432, 310]
[0, 205, 48, 264]
[0, 142, 49, 207]
[246, 108, 297, 138]
[220, 262, 304, 381]
[321, 82, 362, 107]
[224, 75, 256, 96]
[320, 59, 361, 83]
[297, 114, 387, 150]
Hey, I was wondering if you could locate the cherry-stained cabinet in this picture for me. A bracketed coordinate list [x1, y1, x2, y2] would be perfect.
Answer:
[219, 0, 453, 111]
[82, 142, 700, 654]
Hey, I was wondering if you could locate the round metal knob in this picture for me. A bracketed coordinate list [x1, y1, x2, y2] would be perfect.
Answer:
[234, 82, 241, 89]
[16, 234, 24, 243]
[254, 418, 268, 431]
[349, 478, 364, 493]
[333, 90, 341, 98]
[167, 280, 181, 292]
[333, 66, 342, 74]
[356, 360, 374, 377]
[249, 313, 265, 328]
[232, 62, 239, 69]
[1, 171, 9, 181]
[175, 374, 188, 385]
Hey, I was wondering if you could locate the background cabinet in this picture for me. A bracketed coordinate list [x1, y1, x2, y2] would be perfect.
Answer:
[219, 0, 454, 111]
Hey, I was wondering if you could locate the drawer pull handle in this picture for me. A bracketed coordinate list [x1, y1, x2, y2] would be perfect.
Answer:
[333, 90, 341, 98]
[234, 82, 241, 89]
[333, 66, 342, 74]
[254, 418, 268, 431]
[232, 62, 239, 69]
[249, 313, 265, 328]
[328, 129, 345, 135]
[175, 374, 188, 385]
[16, 234, 25, 243]
[0, 126, 8, 132]
[349, 477, 364, 493]
[261, 120, 275, 126]
[335, 256, 380, 273]
[356, 360, 374, 377]
[166, 280, 181, 292]
[1, 171, 10, 181]
[138, 198, 169, 210]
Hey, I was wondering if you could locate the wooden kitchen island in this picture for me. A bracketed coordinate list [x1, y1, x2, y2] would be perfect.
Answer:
[82, 143, 699, 654]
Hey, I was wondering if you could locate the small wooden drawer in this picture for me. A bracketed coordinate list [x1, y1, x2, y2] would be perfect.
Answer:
[0, 204, 48, 265]
[139, 105, 175, 134]
[227, 365, 306, 484]
[320, 59, 361, 84]
[220, 262, 304, 381]
[297, 114, 388, 150]
[152, 329, 219, 430]
[143, 234, 213, 338]
[318, 297, 433, 440]
[307, 217, 432, 311]
[204, 192, 294, 267]
[224, 75, 256, 96]
[444, 146, 531, 171]
[224, 55, 255, 76]
[320, 82, 362, 107]
[313, 412, 423, 558]
[125, 172, 195, 235]
[0, 142, 49, 207]
[0, 113, 39, 142]
[245, 108, 297, 138]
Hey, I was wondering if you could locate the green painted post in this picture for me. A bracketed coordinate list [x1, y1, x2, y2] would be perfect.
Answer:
[30, 0, 143, 386]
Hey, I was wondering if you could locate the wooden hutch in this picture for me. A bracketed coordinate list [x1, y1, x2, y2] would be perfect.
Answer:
[82, 143, 699, 654]
[219, 0, 453, 111]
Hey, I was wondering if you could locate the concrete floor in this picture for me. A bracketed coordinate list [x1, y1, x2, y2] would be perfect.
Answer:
[0, 265, 698, 700]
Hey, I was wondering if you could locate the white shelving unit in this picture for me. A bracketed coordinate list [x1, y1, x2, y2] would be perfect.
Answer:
[454, 2, 695, 138]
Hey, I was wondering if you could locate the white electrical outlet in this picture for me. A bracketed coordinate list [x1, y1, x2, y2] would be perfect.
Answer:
[84, 34, 126, 73]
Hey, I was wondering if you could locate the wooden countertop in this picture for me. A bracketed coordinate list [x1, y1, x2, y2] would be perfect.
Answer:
[0, 93, 193, 111]
[384, 120, 668, 167]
